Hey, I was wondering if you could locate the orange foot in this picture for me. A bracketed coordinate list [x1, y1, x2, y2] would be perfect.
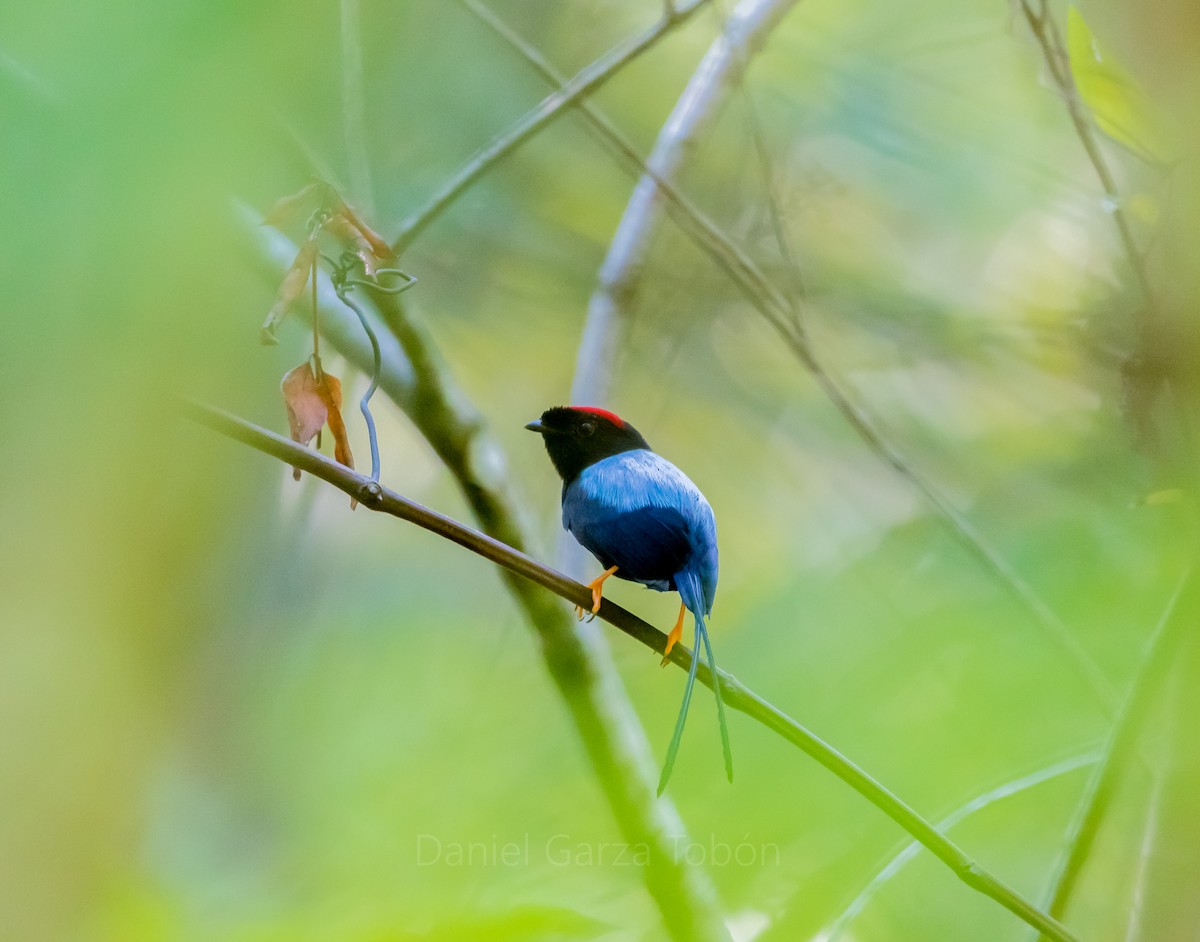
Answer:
[575, 566, 618, 620]
[660, 602, 686, 666]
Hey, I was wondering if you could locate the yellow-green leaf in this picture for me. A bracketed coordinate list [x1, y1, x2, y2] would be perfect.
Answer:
[1067, 5, 1169, 164]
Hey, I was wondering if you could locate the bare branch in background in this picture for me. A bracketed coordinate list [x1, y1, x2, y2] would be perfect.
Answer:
[188, 400, 1084, 942]
[391, 0, 714, 254]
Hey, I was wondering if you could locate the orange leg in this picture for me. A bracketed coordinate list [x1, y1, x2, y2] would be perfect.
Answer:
[575, 565, 619, 620]
[660, 602, 686, 667]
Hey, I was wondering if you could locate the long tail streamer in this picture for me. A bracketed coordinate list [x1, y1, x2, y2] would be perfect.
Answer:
[657, 610, 733, 794]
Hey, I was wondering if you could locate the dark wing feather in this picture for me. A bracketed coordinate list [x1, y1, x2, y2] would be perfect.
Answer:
[566, 502, 692, 587]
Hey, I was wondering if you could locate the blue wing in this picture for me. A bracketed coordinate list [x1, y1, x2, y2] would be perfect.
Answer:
[565, 501, 691, 589]
[564, 449, 718, 609]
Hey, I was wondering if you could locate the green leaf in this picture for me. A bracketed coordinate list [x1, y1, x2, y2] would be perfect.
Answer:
[1067, 5, 1169, 163]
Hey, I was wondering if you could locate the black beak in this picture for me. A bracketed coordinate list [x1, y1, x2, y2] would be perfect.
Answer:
[524, 419, 546, 434]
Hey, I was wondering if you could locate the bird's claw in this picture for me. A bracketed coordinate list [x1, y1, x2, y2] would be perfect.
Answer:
[576, 566, 616, 621]
[660, 602, 686, 667]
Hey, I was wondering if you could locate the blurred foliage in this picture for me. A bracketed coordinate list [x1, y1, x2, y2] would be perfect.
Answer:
[3, 0, 1200, 940]
[1066, 5, 1169, 165]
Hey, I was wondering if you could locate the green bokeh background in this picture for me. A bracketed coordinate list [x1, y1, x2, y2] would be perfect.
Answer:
[3, 1, 1199, 940]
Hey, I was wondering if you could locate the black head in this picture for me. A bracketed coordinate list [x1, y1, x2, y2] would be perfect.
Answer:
[525, 406, 651, 484]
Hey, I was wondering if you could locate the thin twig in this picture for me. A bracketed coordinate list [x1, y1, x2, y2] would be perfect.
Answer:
[187, 399, 1081, 942]
[391, 0, 712, 254]
[1036, 565, 1196, 934]
[734, 63, 808, 329]
[460, 0, 795, 337]
[823, 752, 1100, 942]
[1016, 0, 1153, 317]
[781, 335, 1115, 709]
[709, 0, 808, 332]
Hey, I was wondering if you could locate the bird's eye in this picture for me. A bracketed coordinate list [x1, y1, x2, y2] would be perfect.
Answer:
[580, 421, 596, 436]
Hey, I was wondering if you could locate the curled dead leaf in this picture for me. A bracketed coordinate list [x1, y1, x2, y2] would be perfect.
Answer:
[322, 213, 384, 276]
[281, 361, 357, 508]
[261, 239, 317, 345]
[338, 203, 396, 262]
[263, 180, 393, 263]
[281, 362, 327, 480]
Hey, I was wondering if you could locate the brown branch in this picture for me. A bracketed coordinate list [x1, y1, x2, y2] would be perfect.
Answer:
[186, 399, 1083, 942]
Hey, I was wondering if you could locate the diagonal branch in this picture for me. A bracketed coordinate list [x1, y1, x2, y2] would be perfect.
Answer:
[187, 400, 1082, 942]
[457, 0, 799, 347]
[824, 751, 1100, 942]
[391, 0, 713, 254]
[1016, 0, 1154, 316]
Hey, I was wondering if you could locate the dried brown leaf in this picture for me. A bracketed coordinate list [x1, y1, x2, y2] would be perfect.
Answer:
[338, 203, 396, 262]
[281, 363, 357, 507]
[315, 371, 357, 509]
[281, 362, 327, 481]
[262, 181, 325, 229]
[323, 213, 381, 276]
[260, 239, 317, 345]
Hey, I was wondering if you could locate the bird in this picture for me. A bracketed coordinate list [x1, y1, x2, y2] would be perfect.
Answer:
[526, 405, 732, 793]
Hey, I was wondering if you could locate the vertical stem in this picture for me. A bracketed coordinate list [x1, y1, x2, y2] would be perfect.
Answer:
[310, 242, 320, 363]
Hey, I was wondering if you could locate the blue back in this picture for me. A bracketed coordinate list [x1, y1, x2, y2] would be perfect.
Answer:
[562, 449, 718, 616]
